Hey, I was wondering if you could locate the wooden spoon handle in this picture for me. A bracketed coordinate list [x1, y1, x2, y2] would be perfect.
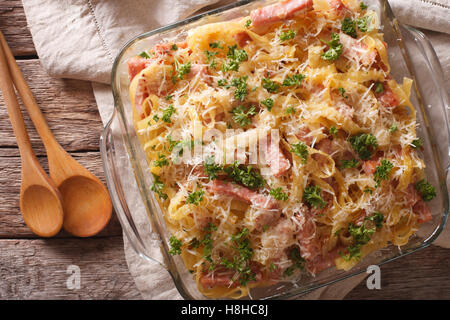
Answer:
[0, 36, 34, 160]
[0, 31, 57, 149]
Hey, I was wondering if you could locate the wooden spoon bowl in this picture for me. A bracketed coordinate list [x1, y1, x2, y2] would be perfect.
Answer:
[21, 184, 63, 237]
[59, 175, 112, 237]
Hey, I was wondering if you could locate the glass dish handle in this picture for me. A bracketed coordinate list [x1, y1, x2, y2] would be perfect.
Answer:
[100, 114, 165, 267]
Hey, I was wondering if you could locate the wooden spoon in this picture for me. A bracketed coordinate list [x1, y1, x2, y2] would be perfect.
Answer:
[0, 37, 63, 237]
[0, 32, 112, 237]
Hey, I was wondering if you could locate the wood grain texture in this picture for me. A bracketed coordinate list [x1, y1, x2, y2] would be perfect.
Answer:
[0, 237, 141, 299]
[0, 150, 122, 238]
[346, 245, 450, 300]
[0, 1, 35, 56]
[0, 60, 103, 155]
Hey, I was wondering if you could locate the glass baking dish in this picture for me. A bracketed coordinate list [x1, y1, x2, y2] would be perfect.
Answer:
[101, 0, 449, 299]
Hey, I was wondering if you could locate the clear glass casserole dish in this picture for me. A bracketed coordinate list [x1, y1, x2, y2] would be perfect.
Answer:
[101, 0, 449, 299]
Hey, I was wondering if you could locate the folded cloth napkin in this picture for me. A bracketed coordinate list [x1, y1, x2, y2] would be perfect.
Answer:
[21, 0, 450, 299]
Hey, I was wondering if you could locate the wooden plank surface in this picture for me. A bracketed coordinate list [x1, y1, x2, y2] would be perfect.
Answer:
[0, 1, 35, 56]
[0, 0, 449, 301]
[0, 237, 141, 299]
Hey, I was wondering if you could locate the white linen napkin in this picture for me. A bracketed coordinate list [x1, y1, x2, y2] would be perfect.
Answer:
[20, 0, 450, 299]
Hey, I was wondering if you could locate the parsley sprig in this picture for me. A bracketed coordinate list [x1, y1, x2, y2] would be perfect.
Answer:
[151, 173, 168, 200]
[321, 33, 343, 61]
[186, 189, 205, 206]
[282, 74, 306, 87]
[220, 228, 256, 286]
[414, 179, 437, 202]
[203, 156, 223, 180]
[349, 133, 378, 160]
[342, 18, 357, 38]
[303, 185, 327, 209]
[168, 236, 182, 255]
[373, 159, 393, 187]
[269, 187, 289, 201]
[231, 105, 257, 127]
[290, 141, 308, 164]
[222, 45, 248, 72]
[262, 78, 280, 93]
[224, 162, 266, 190]
[279, 30, 296, 41]
[283, 247, 305, 277]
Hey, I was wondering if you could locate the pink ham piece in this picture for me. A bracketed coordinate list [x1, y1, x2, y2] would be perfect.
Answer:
[339, 33, 377, 66]
[405, 184, 433, 223]
[295, 127, 314, 146]
[362, 159, 379, 175]
[233, 31, 253, 47]
[200, 264, 263, 288]
[250, 0, 313, 27]
[128, 56, 152, 81]
[374, 82, 400, 108]
[265, 140, 291, 177]
[207, 180, 278, 210]
[327, 0, 350, 16]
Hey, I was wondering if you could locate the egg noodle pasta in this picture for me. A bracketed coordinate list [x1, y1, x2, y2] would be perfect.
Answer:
[127, 0, 437, 298]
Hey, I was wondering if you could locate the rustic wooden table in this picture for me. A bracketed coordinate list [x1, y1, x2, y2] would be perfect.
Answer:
[0, 1, 449, 300]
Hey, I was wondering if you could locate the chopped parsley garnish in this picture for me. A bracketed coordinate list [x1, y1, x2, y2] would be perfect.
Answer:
[303, 185, 327, 209]
[171, 44, 178, 51]
[282, 74, 306, 87]
[230, 76, 249, 101]
[151, 173, 168, 200]
[360, 2, 368, 10]
[269, 187, 289, 201]
[342, 18, 357, 38]
[186, 189, 205, 206]
[357, 16, 370, 32]
[204, 156, 223, 180]
[209, 41, 223, 49]
[139, 51, 151, 58]
[349, 133, 378, 160]
[283, 247, 305, 277]
[285, 106, 296, 114]
[269, 263, 277, 272]
[201, 233, 214, 267]
[414, 179, 437, 202]
[172, 58, 191, 83]
[153, 114, 160, 122]
[330, 126, 338, 138]
[222, 45, 248, 72]
[220, 228, 255, 286]
[365, 212, 385, 229]
[373, 159, 393, 187]
[290, 141, 308, 164]
[161, 104, 176, 123]
[189, 238, 200, 249]
[411, 138, 422, 149]
[168, 236, 182, 255]
[167, 135, 180, 152]
[338, 87, 348, 98]
[262, 78, 280, 93]
[245, 19, 252, 28]
[340, 159, 360, 169]
[374, 82, 384, 93]
[204, 50, 219, 69]
[389, 123, 398, 133]
[217, 79, 229, 87]
[342, 222, 376, 260]
[231, 105, 257, 127]
[153, 153, 169, 167]
[279, 30, 296, 41]
[261, 98, 274, 111]
[321, 33, 343, 61]
[165, 94, 173, 101]
[224, 162, 266, 189]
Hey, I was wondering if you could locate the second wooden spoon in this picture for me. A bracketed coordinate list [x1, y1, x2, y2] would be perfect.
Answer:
[0, 32, 112, 237]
